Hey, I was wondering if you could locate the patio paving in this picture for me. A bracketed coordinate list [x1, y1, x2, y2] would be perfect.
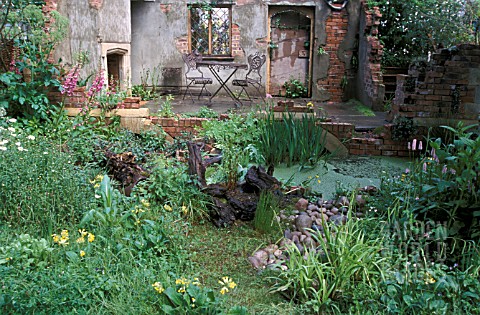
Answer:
[144, 95, 389, 131]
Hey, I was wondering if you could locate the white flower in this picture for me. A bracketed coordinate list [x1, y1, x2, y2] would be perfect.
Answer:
[17, 146, 25, 151]
[95, 194, 101, 199]
[0, 146, 6, 151]
[7, 127, 15, 132]
[8, 118, 17, 123]
[43, 151, 48, 155]
[27, 135, 35, 140]
[15, 142, 21, 146]
[0, 140, 7, 145]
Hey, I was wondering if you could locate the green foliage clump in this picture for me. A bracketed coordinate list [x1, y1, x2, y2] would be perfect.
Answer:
[391, 116, 417, 141]
[258, 110, 328, 169]
[283, 78, 308, 98]
[136, 156, 212, 220]
[270, 208, 386, 313]
[253, 191, 281, 235]
[199, 112, 261, 188]
[0, 2, 69, 119]
[0, 119, 96, 237]
[151, 276, 247, 314]
[378, 123, 480, 240]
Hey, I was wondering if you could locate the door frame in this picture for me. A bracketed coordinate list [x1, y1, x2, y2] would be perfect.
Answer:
[266, 6, 315, 97]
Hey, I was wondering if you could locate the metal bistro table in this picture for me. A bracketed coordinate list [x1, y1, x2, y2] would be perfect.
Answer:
[196, 60, 248, 106]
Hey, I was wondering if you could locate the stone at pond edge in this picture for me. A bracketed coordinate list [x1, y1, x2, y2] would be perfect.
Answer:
[295, 214, 313, 232]
[295, 198, 309, 211]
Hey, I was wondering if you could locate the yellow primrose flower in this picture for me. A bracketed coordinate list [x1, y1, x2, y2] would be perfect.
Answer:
[425, 273, 436, 284]
[182, 205, 188, 215]
[177, 287, 186, 293]
[87, 233, 95, 243]
[141, 199, 150, 208]
[52, 234, 60, 243]
[79, 229, 88, 237]
[164, 204, 173, 212]
[306, 102, 314, 108]
[80, 250, 86, 257]
[58, 238, 69, 246]
[192, 277, 201, 286]
[76, 237, 85, 244]
[220, 287, 228, 295]
[219, 276, 236, 291]
[152, 282, 165, 294]
[60, 230, 69, 239]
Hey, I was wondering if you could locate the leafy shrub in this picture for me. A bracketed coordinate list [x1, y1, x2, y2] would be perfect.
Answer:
[377, 123, 480, 240]
[136, 157, 212, 220]
[199, 112, 261, 187]
[131, 84, 157, 101]
[391, 116, 417, 141]
[283, 78, 308, 98]
[0, 4, 68, 120]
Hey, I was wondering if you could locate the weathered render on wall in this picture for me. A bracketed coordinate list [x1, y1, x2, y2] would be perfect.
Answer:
[49, 0, 384, 108]
[50, 0, 131, 88]
[130, 1, 186, 88]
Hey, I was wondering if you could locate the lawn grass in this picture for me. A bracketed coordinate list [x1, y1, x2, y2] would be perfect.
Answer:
[183, 221, 298, 314]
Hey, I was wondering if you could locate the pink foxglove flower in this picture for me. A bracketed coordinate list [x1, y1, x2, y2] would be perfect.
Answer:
[442, 165, 447, 174]
[61, 67, 80, 96]
[88, 70, 105, 97]
[418, 141, 423, 150]
[423, 162, 427, 172]
[412, 139, 417, 151]
[408, 142, 411, 150]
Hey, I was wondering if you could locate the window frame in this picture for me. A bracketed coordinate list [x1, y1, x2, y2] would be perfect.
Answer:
[187, 4, 233, 59]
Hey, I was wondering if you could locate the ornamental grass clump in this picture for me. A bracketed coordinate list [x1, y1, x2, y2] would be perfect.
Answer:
[270, 205, 386, 313]
[258, 110, 328, 169]
[253, 190, 282, 235]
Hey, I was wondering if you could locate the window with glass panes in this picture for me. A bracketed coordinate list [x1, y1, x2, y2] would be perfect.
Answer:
[188, 5, 231, 56]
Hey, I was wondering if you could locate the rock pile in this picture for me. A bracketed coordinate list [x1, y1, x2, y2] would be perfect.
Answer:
[248, 192, 372, 270]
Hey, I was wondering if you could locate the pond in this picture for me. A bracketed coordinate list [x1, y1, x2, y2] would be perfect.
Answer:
[274, 155, 410, 199]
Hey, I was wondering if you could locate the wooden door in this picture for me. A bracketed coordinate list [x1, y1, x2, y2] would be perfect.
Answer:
[268, 7, 314, 97]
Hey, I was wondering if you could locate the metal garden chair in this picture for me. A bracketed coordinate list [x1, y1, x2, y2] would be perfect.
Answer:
[182, 51, 213, 102]
[232, 52, 267, 103]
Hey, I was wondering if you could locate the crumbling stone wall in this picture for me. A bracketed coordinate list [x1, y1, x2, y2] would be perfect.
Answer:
[392, 44, 480, 126]
[356, 2, 384, 110]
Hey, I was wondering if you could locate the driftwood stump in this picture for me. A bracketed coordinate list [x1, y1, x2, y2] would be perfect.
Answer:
[104, 151, 149, 196]
[186, 141, 282, 227]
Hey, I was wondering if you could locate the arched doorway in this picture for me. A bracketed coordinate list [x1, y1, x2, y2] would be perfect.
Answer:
[107, 52, 122, 90]
[267, 7, 314, 97]
[101, 43, 131, 92]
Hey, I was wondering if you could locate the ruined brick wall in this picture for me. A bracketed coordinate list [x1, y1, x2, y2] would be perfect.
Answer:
[316, 10, 349, 103]
[393, 44, 480, 125]
[356, 2, 384, 110]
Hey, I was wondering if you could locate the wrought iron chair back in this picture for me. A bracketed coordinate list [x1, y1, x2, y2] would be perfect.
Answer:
[232, 52, 267, 103]
[182, 51, 212, 102]
[245, 52, 266, 83]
